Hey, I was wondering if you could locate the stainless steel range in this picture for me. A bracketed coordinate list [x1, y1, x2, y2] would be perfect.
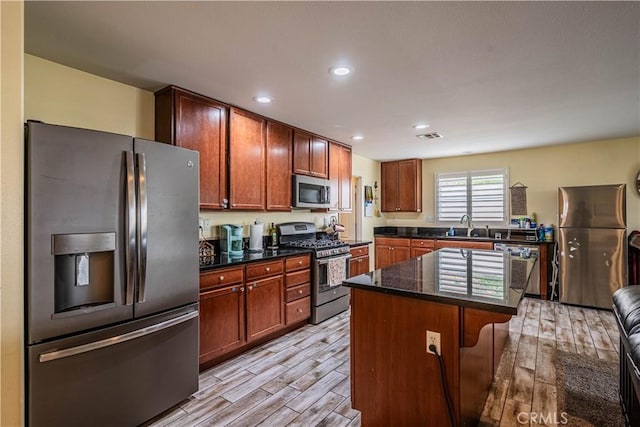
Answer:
[278, 222, 351, 324]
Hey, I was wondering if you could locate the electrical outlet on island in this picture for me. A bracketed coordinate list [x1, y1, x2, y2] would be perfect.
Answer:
[426, 330, 441, 355]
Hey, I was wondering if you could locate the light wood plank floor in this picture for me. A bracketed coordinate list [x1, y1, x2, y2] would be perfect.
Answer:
[147, 298, 619, 427]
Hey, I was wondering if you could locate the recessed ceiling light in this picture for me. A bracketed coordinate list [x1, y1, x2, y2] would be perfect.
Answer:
[330, 66, 354, 76]
[413, 124, 430, 130]
[351, 135, 364, 141]
[254, 96, 272, 103]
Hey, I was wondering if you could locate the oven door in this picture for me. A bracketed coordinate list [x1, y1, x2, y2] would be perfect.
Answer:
[313, 253, 352, 306]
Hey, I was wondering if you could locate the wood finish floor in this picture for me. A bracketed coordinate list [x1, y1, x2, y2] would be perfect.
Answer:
[147, 298, 619, 427]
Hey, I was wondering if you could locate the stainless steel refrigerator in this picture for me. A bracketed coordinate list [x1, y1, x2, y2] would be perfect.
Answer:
[558, 184, 627, 309]
[26, 121, 200, 426]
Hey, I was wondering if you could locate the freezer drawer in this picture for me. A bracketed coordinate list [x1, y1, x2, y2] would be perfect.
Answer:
[27, 305, 198, 427]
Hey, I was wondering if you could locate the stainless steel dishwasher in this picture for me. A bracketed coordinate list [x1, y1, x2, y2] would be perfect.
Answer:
[494, 242, 540, 296]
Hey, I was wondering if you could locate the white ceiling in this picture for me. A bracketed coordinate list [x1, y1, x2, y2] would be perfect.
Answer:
[25, 1, 640, 161]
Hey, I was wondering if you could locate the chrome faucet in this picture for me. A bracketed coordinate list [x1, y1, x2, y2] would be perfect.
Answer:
[460, 214, 474, 237]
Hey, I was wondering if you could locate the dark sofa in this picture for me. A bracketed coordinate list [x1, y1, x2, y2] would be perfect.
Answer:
[613, 286, 640, 426]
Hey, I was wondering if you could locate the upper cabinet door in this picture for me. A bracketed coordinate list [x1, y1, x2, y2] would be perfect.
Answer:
[380, 161, 399, 212]
[266, 121, 293, 211]
[155, 87, 228, 210]
[293, 130, 312, 176]
[398, 159, 422, 212]
[340, 146, 352, 211]
[229, 108, 266, 210]
[328, 142, 352, 212]
[310, 137, 329, 179]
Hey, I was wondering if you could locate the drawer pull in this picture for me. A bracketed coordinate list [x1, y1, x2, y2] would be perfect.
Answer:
[265, 267, 270, 272]
[219, 276, 224, 281]
[240, 287, 245, 292]
[297, 309, 303, 313]
[232, 287, 238, 292]
[298, 289, 303, 294]
[298, 261, 303, 265]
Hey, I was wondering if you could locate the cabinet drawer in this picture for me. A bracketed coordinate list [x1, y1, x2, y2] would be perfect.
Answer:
[285, 255, 311, 272]
[286, 283, 310, 302]
[375, 237, 410, 247]
[200, 266, 244, 290]
[246, 259, 284, 280]
[411, 239, 435, 249]
[286, 269, 310, 288]
[350, 245, 369, 257]
[286, 296, 311, 325]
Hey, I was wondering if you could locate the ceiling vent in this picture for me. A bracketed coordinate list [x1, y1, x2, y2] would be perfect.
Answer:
[416, 132, 443, 140]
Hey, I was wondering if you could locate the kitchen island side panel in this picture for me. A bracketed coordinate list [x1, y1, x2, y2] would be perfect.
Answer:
[350, 288, 460, 426]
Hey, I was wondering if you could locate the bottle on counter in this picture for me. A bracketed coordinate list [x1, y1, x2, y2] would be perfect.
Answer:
[538, 224, 545, 241]
[270, 222, 278, 248]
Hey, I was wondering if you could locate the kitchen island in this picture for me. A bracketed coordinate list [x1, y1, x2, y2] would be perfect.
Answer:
[343, 248, 536, 426]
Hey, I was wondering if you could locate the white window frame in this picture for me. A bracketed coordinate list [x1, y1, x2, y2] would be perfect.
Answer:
[435, 168, 509, 226]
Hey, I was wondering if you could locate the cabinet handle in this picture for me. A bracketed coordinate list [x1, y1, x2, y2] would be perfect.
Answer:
[298, 289, 303, 294]
[232, 204, 237, 207]
[420, 242, 424, 245]
[265, 267, 270, 272]
[297, 309, 303, 313]
[232, 287, 238, 292]
[297, 261, 303, 265]
[240, 286, 245, 292]
[219, 276, 224, 281]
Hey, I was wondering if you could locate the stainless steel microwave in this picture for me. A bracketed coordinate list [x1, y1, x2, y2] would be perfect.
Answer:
[292, 174, 331, 209]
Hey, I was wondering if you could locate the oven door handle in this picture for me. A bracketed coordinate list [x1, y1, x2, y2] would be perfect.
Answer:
[316, 253, 352, 265]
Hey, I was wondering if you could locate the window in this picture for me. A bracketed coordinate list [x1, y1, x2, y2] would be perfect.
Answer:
[436, 168, 508, 225]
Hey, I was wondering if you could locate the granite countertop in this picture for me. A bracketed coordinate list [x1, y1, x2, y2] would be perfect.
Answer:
[342, 240, 372, 247]
[374, 226, 552, 245]
[343, 248, 536, 314]
[199, 247, 312, 270]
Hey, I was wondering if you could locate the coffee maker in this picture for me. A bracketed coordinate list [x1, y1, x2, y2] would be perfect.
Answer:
[220, 224, 244, 257]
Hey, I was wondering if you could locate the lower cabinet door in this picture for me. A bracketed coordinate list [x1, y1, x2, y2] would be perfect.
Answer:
[246, 275, 285, 341]
[286, 296, 311, 325]
[199, 285, 246, 364]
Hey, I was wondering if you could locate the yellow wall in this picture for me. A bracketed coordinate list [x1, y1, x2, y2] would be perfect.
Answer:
[24, 54, 154, 139]
[384, 137, 640, 232]
[1, 2, 25, 425]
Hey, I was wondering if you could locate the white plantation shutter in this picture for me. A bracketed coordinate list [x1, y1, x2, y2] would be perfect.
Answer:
[436, 169, 507, 225]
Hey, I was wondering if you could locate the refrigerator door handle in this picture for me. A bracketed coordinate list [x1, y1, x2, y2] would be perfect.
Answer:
[38, 310, 198, 363]
[136, 152, 148, 303]
[125, 151, 136, 305]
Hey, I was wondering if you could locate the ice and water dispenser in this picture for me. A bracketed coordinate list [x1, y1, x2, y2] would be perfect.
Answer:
[52, 232, 116, 316]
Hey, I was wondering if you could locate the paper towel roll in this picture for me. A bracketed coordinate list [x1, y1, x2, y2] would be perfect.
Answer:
[249, 223, 264, 252]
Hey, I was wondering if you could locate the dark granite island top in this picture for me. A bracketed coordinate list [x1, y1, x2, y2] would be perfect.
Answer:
[344, 248, 536, 314]
[345, 248, 536, 426]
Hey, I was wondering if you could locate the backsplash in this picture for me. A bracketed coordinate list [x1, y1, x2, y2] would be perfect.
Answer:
[199, 210, 335, 239]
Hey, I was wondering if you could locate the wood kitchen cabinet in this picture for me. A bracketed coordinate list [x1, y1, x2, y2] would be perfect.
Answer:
[198, 265, 245, 364]
[266, 121, 293, 211]
[381, 159, 422, 212]
[284, 254, 311, 325]
[349, 245, 370, 277]
[246, 275, 285, 341]
[375, 237, 411, 269]
[411, 238, 435, 258]
[329, 142, 352, 212]
[155, 86, 228, 209]
[229, 108, 266, 210]
[293, 130, 328, 178]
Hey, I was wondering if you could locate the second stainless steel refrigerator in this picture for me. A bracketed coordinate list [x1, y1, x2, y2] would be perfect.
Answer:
[558, 184, 627, 309]
[26, 122, 200, 426]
